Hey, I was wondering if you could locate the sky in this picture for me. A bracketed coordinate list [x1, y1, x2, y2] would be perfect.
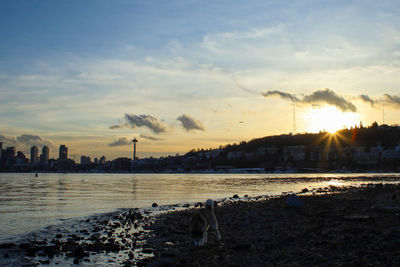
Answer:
[1, 0, 400, 160]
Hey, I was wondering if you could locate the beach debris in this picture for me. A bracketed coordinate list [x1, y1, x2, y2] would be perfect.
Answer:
[232, 194, 239, 199]
[152, 203, 158, 208]
[285, 194, 303, 208]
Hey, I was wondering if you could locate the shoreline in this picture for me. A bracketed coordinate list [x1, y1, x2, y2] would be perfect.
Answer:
[2, 171, 400, 175]
[0, 183, 400, 266]
[141, 183, 400, 266]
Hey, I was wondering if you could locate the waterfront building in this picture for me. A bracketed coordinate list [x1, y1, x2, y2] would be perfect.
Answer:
[59, 145, 68, 160]
[5, 147, 15, 161]
[40, 145, 49, 163]
[30, 146, 39, 164]
[80, 156, 91, 165]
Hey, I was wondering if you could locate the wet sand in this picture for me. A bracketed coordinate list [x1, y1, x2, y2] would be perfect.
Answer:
[1, 183, 400, 266]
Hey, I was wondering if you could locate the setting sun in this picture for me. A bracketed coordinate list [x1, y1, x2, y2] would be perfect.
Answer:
[304, 106, 360, 133]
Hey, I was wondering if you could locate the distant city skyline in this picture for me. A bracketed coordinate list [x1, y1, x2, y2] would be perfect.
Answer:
[1, 0, 400, 160]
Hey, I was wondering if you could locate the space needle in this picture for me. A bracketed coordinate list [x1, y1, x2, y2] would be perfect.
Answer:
[132, 138, 138, 162]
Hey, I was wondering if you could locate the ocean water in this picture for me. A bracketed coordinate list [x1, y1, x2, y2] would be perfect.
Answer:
[0, 172, 400, 242]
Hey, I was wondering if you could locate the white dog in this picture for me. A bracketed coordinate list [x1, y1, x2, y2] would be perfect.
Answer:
[189, 199, 221, 247]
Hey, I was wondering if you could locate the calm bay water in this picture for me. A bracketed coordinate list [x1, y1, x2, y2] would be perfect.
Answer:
[1, 172, 400, 242]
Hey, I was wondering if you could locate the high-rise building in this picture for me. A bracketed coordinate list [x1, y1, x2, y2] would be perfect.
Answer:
[31, 146, 39, 164]
[80, 156, 91, 165]
[5, 147, 15, 159]
[41, 145, 49, 163]
[5, 147, 16, 166]
[59, 145, 68, 160]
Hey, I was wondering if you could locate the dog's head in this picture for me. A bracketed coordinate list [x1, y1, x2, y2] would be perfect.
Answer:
[205, 199, 214, 209]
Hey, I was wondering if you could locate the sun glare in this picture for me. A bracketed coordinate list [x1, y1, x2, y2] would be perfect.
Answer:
[304, 106, 360, 134]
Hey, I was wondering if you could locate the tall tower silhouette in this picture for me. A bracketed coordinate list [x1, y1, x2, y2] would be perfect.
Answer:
[132, 138, 138, 161]
[292, 101, 296, 134]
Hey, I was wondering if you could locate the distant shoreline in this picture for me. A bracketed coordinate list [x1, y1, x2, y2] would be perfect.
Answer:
[1, 170, 400, 175]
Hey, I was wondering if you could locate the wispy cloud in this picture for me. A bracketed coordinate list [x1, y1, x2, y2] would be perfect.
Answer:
[0, 134, 17, 146]
[261, 90, 299, 102]
[262, 88, 357, 112]
[358, 94, 400, 109]
[302, 89, 357, 112]
[177, 114, 205, 132]
[233, 76, 259, 95]
[108, 137, 130, 147]
[0, 134, 53, 150]
[383, 94, 400, 108]
[140, 134, 163, 141]
[109, 124, 126, 130]
[111, 114, 168, 134]
[16, 134, 42, 144]
[359, 94, 378, 107]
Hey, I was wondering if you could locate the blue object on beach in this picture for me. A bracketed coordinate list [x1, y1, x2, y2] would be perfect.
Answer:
[286, 194, 303, 208]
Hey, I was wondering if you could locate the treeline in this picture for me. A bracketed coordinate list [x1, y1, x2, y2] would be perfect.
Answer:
[186, 122, 400, 156]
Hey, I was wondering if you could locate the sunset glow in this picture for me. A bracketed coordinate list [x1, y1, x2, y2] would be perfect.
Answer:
[0, 1, 399, 160]
[304, 106, 360, 134]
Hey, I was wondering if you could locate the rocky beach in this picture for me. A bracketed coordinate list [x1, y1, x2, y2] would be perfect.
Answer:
[142, 183, 400, 266]
[1, 182, 400, 266]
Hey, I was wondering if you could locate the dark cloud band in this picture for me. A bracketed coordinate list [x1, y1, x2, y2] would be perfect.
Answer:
[262, 88, 357, 112]
[177, 114, 205, 132]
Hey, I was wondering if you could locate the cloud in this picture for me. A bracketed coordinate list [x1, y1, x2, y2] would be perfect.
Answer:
[233, 76, 259, 95]
[16, 134, 42, 144]
[302, 89, 357, 112]
[383, 94, 400, 108]
[109, 124, 125, 129]
[108, 137, 131, 147]
[177, 114, 205, 132]
[262, 88, 357, 112]
[16, 134, 53, 147]
[140, 134, 163, 141]
[359, 94, 378, 107]
[261, 90, 299, 102]
[111, 114, 167, 134]
[358, 93, 400, 109]
[0, 134, 53, 152]
[0, 135, 17, 146]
